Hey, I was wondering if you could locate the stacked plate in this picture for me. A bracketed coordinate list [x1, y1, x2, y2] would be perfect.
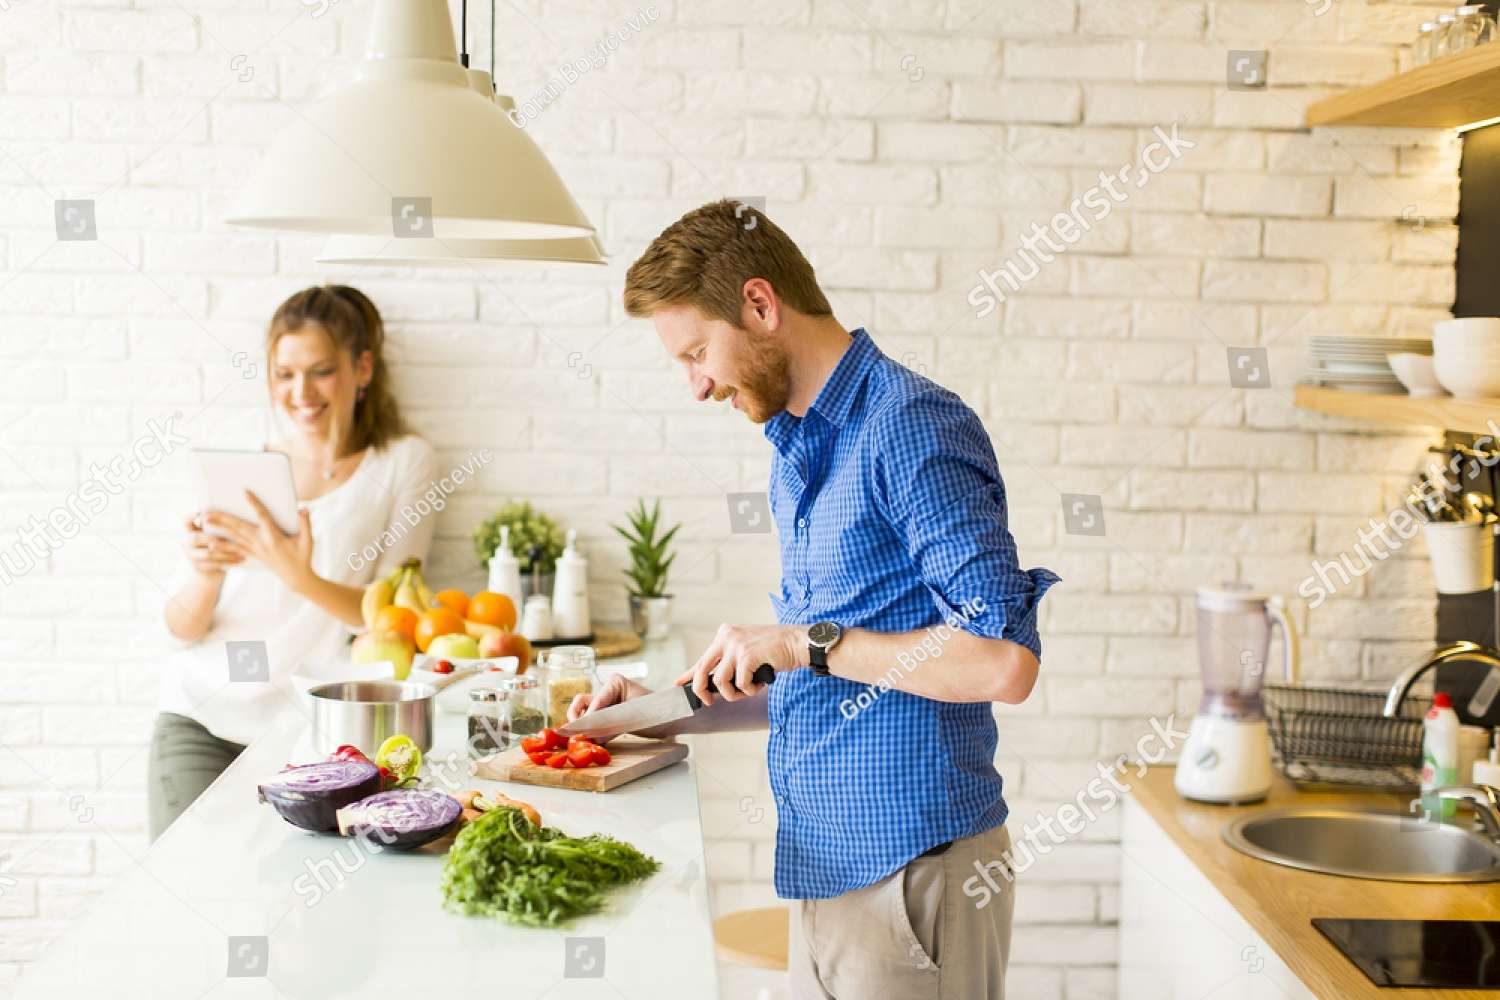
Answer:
[1303, 335, 1432, 394]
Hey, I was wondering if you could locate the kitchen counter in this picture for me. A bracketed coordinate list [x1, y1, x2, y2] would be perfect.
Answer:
[1122, 766, 1500, 999]
[13, 635, 718, 1000]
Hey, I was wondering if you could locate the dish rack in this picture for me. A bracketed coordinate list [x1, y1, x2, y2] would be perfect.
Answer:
[1262, 683, 1427, 790]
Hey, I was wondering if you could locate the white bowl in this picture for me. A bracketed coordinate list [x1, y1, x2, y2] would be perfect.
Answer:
[1386, 352, 1445, 398]
[1434, 317, 1500, 354]
[1434, 350, 1500, 398]
[410, 655, 520, 714]
[290, 659, 396, 695]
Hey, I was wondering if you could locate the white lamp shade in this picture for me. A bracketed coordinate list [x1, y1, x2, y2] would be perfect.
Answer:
[225, 0, 594, 241]
[316, 233, 608, 266]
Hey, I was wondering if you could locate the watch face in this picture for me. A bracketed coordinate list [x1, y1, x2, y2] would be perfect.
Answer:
[808, 621, 840, 646]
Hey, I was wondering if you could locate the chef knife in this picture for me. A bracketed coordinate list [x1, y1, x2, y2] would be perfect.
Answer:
[555, 664, 776, 740]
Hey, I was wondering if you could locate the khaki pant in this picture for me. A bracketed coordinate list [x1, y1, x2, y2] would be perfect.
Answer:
[789, 823, 1015, 1000]
[146, 712, 245, 842]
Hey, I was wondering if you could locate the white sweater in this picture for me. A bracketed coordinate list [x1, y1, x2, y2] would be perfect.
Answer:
[157, 434, 438, 745]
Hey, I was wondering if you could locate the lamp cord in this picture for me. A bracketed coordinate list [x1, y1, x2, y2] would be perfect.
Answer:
[489, 0, 496, 88]
[460, 0, 469, 68]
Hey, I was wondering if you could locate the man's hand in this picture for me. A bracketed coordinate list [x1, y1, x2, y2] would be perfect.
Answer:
[674, 623, 808, 707]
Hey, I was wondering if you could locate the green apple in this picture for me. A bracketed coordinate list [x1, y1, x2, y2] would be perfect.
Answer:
[426, 633, 481, 661]
[351, 629, 416, 681]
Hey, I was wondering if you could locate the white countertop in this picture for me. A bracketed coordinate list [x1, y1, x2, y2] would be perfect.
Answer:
[14, 636, 719, 1000]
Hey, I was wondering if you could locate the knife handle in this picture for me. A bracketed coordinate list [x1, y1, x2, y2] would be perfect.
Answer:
[684, 664, 776, 710]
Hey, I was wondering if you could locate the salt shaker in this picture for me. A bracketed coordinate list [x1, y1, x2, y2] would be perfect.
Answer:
[521, 594, 554, 642]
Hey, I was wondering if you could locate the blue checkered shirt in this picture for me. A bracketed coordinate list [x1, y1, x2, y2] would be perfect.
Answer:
[763, 328, 1059, 899]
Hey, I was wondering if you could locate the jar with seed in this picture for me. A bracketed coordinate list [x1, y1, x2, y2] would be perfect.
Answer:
[500, 675, 545, 739]
[541, 644, 596, 729]
[467, 687, 511, 758]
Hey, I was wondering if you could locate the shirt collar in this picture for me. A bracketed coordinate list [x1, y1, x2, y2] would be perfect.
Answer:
[764, 328, 878, 449]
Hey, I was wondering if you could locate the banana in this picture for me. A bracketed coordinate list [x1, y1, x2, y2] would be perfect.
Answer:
[360, 564, 404, 630]
[414, 575, 436, 611]
[393, 566, 426, 614]
[463, 618, 502, 641]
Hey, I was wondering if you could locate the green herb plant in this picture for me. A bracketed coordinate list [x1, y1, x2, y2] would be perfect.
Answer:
[441, 807, 661, 927]
[472, 500, 566, 575]
[611, 499, 681, 598]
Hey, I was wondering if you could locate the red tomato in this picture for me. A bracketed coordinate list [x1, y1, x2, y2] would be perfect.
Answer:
[520, 735, 550, 754]
[567, 746, 596, 768]
[526, 751, 550, 765]
[538, 728, 567, 751]
[590, 745, 611, 766]
[546, 751, 570, 769]
[567, 735, 596, 749]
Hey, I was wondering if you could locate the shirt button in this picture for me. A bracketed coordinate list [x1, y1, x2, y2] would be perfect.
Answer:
[797, 517, 806, 528]
[776, 795, 787, 806]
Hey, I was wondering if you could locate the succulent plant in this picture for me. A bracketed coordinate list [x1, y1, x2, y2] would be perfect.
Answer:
[472, 500, 566, 576]
[611, 499, 680, 598]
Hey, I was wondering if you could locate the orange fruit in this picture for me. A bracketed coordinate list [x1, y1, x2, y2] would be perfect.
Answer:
[373, 605, 418, 643]
[414, 607, 466, 653]
[468, 591, 517, 631]
[433, 589, 470, 617]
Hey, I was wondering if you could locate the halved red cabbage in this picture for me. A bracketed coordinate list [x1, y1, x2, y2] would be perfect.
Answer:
[335, 789, 462, 850]
[258, 759, 382, 832]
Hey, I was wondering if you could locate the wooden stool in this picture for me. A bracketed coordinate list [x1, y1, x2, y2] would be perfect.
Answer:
[712, 905, 790, 971]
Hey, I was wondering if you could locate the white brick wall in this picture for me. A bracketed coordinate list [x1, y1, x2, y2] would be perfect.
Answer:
[0, 0, 1465, 995]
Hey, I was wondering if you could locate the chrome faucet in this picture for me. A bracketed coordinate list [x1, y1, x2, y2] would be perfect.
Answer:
[1382, 641, 1500, 717]
[1438, 784, 1500, 843]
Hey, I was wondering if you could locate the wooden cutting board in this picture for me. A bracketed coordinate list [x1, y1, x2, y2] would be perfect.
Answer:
[472, 737, 689, 791]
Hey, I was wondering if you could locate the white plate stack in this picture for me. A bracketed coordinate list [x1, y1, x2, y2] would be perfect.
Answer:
[1302, 335, 1431, 393]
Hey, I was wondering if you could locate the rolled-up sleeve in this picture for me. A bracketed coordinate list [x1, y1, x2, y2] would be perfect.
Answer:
[870, 390, 1060, 660]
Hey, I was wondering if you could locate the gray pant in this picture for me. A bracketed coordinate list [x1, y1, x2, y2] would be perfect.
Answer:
[146, 712, 245, 842]
[789, 823, 1015, 999]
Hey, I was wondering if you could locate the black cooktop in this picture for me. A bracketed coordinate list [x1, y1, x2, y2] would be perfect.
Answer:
[1314, 918, 1500, 989]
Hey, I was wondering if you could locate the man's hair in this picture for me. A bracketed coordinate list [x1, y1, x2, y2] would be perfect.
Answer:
[623, 199, 833, 325]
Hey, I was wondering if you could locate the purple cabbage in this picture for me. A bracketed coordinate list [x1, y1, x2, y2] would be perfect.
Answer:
[336, 789, 462, 850]
[257, 759, 382, 832]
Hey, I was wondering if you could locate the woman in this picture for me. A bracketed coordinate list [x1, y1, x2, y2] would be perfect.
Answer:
[150, 285, 437, 841]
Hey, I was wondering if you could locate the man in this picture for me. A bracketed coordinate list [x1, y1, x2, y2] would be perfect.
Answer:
[567, 199, 1059, 999]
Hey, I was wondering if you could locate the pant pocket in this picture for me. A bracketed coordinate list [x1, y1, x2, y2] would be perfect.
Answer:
[892, 856, 944, 973]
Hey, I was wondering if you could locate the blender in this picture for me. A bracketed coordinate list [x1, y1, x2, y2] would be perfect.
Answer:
[1175, 583, 1300, 804]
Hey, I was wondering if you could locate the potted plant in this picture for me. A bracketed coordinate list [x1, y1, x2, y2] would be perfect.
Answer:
[613, 498, 681, 639]
[473, 500, 567, 601]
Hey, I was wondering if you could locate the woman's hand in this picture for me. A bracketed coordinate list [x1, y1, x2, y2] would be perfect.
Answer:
[202, 492, 316, 596]
[182, 512, 245, 580]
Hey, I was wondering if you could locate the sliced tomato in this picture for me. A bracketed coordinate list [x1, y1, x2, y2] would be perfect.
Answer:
[567, 735, 597, 749]
[567, 746, 596, 768]
[520, 735, 550, 755]
[526, 751, 550, 765]
[590, 745, 611, 766]
[546, 751, 570, 769]
[538, 728, 567, 751]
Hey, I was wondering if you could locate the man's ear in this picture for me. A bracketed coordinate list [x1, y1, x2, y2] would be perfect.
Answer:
[741, 278, 780, 332]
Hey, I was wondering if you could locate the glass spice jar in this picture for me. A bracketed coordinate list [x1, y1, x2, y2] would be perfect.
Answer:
[541, 645, 597, 729]
[500, 675, 545, 739]
[467, 687, 511, 758]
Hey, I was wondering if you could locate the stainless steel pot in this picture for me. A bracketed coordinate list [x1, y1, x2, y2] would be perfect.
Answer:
[306, 667, 479, 756]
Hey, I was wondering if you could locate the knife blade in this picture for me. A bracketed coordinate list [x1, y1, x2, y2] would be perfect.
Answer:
[555, 664, 776, 740]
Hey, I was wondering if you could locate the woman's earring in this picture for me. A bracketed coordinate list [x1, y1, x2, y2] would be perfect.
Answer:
[357, 385, 367, 403]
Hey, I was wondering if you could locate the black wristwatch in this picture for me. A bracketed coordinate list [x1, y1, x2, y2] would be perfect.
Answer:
[807, 621, 843, 676]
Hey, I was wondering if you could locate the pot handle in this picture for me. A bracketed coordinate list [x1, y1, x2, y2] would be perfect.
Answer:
[1266, 596, 1300, 684]
[431, 664, 487, 692]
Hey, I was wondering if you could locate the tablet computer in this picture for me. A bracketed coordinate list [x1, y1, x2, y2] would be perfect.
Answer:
[192, 448, 300, 537]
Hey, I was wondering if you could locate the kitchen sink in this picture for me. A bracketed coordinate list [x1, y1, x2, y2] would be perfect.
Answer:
[1223, 806, 1500, 883]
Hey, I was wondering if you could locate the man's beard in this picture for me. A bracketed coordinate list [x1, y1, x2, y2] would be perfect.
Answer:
[719, 345, 791, 423]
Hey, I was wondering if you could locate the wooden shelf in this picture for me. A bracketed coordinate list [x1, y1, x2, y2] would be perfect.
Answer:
[1294, 383, 1500, 435]
[1306, 43, 1500, 128]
